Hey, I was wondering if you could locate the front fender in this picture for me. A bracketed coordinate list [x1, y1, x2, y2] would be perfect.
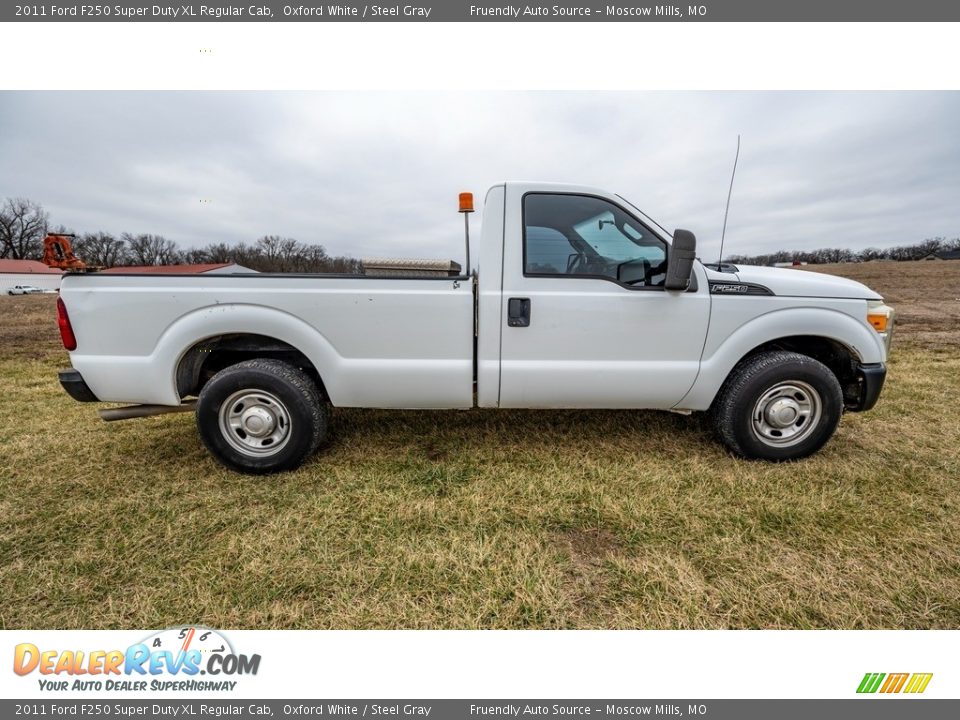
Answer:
[677, 305, 884, 411]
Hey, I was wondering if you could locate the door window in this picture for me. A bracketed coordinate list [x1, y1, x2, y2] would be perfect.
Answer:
[525, 226, 578, 274]
[523, 193, 668, 287]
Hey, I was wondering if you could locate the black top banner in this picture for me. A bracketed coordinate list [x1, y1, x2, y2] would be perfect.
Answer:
[5, 0, 960, 22]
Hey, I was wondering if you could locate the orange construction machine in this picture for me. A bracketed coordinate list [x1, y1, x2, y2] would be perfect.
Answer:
[42, 233, 88, 271]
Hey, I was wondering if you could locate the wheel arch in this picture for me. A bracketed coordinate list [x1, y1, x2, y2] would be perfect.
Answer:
[152, 304, 341, 405]
[729, 335, 863, 408]
[176, 333, 328, 401]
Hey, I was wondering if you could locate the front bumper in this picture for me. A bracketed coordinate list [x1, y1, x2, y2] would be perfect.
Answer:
[58, 368, 100, 402]
[849, 362, 886, 412]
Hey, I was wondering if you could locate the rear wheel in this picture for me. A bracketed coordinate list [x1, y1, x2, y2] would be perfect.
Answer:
[712, 350, 843, 461]
[196, 359, 327, 474]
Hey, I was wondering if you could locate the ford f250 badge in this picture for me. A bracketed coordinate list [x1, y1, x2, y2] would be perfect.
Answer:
[711, 283, 750, 293]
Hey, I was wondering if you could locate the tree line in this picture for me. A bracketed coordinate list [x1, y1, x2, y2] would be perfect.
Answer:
[4, 196, 959, 270]
[725, 236, 960, 266]
[0, 197, 362, 274]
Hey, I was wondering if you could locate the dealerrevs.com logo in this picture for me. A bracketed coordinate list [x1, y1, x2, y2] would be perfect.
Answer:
[13, 627, 261, 693]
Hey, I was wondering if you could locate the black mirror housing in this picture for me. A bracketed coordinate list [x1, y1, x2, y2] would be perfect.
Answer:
[665, 229, 697, 290]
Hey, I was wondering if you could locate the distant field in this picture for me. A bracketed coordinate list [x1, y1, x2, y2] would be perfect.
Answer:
[1, 261, 958, 629]
[807, 260, 960, 351]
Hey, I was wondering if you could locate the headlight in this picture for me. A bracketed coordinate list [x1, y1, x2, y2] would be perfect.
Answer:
[867, 300, 895, 354]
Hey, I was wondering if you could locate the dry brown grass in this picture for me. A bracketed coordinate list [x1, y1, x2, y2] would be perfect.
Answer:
[807, 260, 960, 351]
[1, 261, 958, 629]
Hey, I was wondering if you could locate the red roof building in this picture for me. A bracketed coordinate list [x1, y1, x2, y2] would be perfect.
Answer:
[0, 259, 63, 274]
[100, 263, 254, 274]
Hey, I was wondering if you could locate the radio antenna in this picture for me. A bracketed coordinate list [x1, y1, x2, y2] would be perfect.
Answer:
[718, 134, 741, 267]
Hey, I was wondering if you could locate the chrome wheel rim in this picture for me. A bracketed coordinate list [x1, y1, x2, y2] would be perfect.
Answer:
[218, 389, 292, 457]
[751, 380, 821, 448]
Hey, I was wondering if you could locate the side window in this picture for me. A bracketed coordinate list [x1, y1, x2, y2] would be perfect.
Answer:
[523, 193, 668, 287]
[526, 226, 577, 274]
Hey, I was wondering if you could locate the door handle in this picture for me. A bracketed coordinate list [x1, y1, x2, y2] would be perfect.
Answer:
[507, 297, 531, 327]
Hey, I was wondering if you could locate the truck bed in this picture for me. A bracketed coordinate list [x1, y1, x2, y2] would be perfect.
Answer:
[59, 272, 474, 409]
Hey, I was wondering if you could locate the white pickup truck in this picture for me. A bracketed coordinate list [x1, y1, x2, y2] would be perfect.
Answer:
[57, 182, 894, 474]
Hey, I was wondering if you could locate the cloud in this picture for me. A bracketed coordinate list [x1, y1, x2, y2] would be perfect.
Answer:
[0, 91, 957, 261]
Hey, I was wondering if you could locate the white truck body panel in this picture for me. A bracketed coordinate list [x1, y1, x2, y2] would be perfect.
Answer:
[65, 275, 474, 408]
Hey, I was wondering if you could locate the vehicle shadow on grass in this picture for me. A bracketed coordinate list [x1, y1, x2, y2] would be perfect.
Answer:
[321, 406, 721, 465]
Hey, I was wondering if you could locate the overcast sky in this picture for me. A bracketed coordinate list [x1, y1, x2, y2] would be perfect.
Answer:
[1, 91, 958, 263]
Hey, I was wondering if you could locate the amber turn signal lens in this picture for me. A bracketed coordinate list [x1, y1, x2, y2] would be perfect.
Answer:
[868, 313, 889, 333]
[458, 192, 474, 213]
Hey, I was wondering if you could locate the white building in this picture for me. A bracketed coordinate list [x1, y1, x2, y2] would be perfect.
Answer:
[0, 259, 63, 294]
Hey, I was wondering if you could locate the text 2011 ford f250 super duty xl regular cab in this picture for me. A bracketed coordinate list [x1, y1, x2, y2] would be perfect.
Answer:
[56, 182, 895, 474]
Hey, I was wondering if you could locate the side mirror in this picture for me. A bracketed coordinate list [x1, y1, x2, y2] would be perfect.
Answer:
[665, 229, 696, 290]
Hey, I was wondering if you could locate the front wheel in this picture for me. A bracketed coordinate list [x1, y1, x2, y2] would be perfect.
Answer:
[196, 359, 328, 474]
[711, 351, 843, 461]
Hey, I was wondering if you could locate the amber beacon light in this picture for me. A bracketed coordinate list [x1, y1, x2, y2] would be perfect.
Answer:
[459, 192, 474, 276]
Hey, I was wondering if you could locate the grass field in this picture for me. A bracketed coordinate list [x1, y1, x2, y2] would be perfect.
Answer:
[2, 261, 959, 629]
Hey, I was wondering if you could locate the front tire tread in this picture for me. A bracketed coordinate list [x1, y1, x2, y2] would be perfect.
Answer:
[711, 350, 843, 461]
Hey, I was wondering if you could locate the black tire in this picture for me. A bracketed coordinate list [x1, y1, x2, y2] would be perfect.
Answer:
[711, 350, 843, 461]
[196, 359, 327, 474]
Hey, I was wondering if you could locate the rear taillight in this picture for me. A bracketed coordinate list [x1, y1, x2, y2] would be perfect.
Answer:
[56, 297, 77, 351]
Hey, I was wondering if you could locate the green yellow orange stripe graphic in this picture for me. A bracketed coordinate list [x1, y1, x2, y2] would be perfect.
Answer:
[857, 672, 932, 694]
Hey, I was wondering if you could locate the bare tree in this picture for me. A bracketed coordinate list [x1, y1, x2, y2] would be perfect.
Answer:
[914, 237, 944, 259]
[225, 241, 257, 268]
[180, 247, 208, 264]
[73, 232, 129, 268]
[204, 242, 238, 264]
[122, 233, 182, 265]
[181, 236, 360, 273]
[0, 197, 49, 259]
[254, 235, 306, 272]
[323, 254, 363, 274]
[182, 242, 235, 264]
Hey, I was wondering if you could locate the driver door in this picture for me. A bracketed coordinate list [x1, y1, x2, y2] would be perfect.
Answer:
[497, 190, 710, 409]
